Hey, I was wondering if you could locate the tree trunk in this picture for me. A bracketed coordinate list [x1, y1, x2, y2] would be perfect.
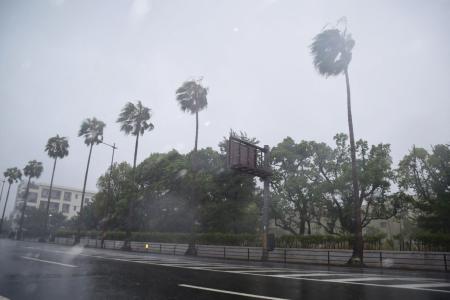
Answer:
[194, 111, 199, 152]
[345, 68, 363, 264]
[133, 133, 139, 170]
[44, 158, 57, 238]
[0, 183, 12, 234]
[77, 143, 94, 243]
[18, 177, 31, 240]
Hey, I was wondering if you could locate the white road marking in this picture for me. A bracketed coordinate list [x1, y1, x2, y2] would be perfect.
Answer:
[179, 284, 289, 300]
[21, 256, 78, 268]
[326, 277, 408, 282]
[20, 245, 450, 294]
[390, 283, 450, 289]
[274, 273, 351, 278]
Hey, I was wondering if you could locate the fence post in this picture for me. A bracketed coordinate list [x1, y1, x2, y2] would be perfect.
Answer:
[444, 254, 448, 272]
[160, 244, 162, 253]
[174, 244, 177, 255]
[327, 251, 330, 266]
[379, 252, 383, 267]
[284, 249, 287, 264]
[114, 240, 116, 249]
[224, 247, 226, 259]
[248, 248, 250, 261]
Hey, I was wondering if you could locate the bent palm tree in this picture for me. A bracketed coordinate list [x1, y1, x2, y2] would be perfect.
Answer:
[117, 101, 154, 170]
[0, 167, 22, 234]
[43, 135, 69, 236]
[175, 79, 208, 152]
[18, 160, 43, 239]
[77, 118, 105, 239]
[311, 23, 363, 264]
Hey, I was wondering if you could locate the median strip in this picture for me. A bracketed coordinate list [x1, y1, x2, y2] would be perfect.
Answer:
[179, 284, 289, 300]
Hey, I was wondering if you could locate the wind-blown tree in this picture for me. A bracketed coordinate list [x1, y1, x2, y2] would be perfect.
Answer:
[43, 135, 69, 235]
[78, 117, 105, 237]
[0, 167, 22, 234]
[18, 160, 43, 239]
[175, 79, 208, 152]
[397, 144, 450, 233]
[310, 134, 399, 236]
[310, 22, 363, 263]
[270, 138, 318, 235]
[117, 101, 154, 170]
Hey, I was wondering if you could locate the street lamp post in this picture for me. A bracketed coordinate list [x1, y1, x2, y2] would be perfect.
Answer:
[100, 141, 117, 246]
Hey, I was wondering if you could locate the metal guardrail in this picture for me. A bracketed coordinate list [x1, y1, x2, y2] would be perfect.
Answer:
[53, 237, 449, 272]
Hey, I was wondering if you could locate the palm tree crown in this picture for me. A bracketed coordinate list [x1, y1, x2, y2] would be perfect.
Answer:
[45, 135, 69, 159]
[23, 160, 43, 179]
[78, 118, 106, 145]
[175, 80, 208, 114]
[310, 28, 355, 77]
[117, 101, 154, 136]
[4, 167, 22, 184]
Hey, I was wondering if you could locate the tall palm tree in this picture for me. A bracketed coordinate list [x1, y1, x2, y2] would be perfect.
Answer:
[310, 23, 363, 264]
[43, 135, 69, 235]
[78, 117, 105, 237]
[175, 79, 208, 152]
[117, 101, 154, 170]
[18, 160, 43, 239]
[0, 167, 22, 234]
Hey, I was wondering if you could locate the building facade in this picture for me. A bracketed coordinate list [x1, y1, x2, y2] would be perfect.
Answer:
[14, 181, 96, 219]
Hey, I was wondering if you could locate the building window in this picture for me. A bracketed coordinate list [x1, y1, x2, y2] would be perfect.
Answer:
[62, 204, 70, 213]
[73, 206, 77, 212]
[49, 202, 60, 213]
[39, 201, 47, 210]
[41, 189, 62, 200]
[63, 192, 72, 202]
[75, 194, 78, 199]
[27, 192, 38, 203]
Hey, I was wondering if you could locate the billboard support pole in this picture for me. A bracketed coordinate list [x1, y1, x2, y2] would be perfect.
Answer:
[262, 145, 270, 261]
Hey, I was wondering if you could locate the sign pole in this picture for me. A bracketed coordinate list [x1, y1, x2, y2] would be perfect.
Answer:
[262, 145, 270, 261]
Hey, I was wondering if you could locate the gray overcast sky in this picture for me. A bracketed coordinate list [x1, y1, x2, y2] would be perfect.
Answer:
[1, 0, 449, 215]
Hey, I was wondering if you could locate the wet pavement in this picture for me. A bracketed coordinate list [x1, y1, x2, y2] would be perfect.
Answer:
[0, 239, 449, 299]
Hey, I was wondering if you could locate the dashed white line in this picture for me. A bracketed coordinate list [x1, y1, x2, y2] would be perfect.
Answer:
[21, 256, 78, 268]
[179, 284, 290, 300]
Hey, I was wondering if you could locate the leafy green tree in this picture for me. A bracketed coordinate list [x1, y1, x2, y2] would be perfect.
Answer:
[117, 101, 154, 169]
[18, 160, 43, 239]
[43, 135, 69, 234]
[78, 117, 105, 235]
[175, 79, 208, 152]
[397, 144, 450, 233]
[0, 167, 22, 234]
[310, 134, 398, 236]
[270, 138, 318, 235]
[310, 22, 363, 263]
[15, 207, 66, 238]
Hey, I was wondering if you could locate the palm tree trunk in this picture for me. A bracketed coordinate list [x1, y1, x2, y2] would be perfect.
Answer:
[194, 111, 199, 152]
[77, 143, 94, 242]
[0, 183, 12, 234]
[133, 133, 139, 170]
[345, 68, 363, 264]
[44, 158, 57, 237]
[18, 177, 31, 239]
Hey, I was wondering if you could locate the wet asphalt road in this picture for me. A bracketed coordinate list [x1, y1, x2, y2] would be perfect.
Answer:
[0, 239, 449, 300]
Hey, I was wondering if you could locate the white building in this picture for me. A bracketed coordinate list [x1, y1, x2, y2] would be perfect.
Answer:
[14, 181, 96, 219]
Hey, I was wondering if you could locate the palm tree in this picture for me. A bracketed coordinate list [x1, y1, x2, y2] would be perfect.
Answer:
[310, 22, 363, 264]
[117, 101, 154, 170]
[175, 79, 208, 152]
[18, 160, 43, 239]
[43, 135, 69, 235]
[0, 167, 22, 234]
[78, 117, 105, 238]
